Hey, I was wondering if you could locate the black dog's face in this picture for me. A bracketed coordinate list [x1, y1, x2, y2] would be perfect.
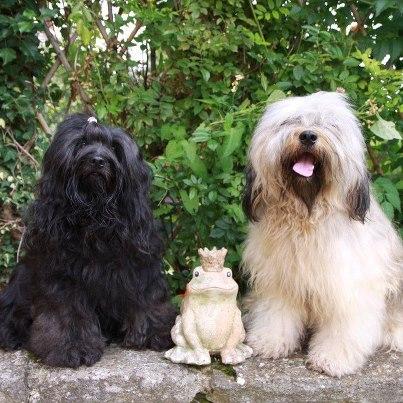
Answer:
[41, 114, 148, 206]
[73, 128, 118, 196]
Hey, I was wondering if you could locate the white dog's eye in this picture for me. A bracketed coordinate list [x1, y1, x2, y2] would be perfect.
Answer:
[194, 271, 199, 277]
[279, 117, 300, 127]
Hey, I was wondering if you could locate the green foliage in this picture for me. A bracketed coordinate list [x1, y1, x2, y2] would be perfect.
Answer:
[1, 1, 402, 294]
[0, 0, 50, 276]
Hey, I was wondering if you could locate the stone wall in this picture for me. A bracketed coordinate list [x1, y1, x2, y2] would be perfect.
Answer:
[0, 348, 401, 402]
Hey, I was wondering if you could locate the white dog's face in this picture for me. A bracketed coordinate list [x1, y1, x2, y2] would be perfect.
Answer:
[244, 92, 370, 220]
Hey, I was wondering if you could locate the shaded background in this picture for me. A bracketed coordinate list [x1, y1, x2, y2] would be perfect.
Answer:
[0, 0, 402, 300]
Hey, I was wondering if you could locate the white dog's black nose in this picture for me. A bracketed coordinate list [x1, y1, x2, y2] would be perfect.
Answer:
[91, 155, 105, 167]
[299, 131, 317, 146]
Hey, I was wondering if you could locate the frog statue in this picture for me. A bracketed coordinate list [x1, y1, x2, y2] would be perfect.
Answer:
[164, 247, 253, 365]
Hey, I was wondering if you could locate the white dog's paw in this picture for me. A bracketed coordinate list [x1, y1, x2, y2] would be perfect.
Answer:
[307, 347, 363, 378]
[384, 324, 403, 352]
[237, 343, 254, 359]
[247, 333, 299, 359]
[221, 348, 245, 365]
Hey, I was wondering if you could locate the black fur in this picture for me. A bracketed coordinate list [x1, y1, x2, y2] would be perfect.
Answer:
[0, 114, 176, 367]
[347, 173, 370, 223]
[242, 165, 261, 222]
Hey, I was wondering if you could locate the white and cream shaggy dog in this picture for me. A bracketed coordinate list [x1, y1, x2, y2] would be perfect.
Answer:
[242, 91, 402, 377]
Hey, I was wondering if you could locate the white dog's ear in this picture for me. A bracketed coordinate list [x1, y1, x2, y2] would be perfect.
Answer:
[243, 165, 262, 222]
[346, 172, 370, 223]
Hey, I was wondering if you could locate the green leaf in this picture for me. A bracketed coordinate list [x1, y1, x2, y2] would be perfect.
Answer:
[192, 124, 210, 142]
[239, 99, 251, 110]
[267, 89, 286, 104]
[207, 139, 219, 150]
[386, 190, 401, 212]
[220, 155, 233, 173]
[180, 140, 207, 178]
[210, 227, 225, 238]
[375, 0, 396, 16]
[222, 123, 244, 157]
[179, 189, 199, 214]
[293, 65, 304, 81]
[77, 20, 92, 46]
[189, 188, 197, 200]
[160, 124, 172, 140]
[0, 48, 16, 65]
[260, 73, 268, 92]
[381, 201, 394, 220]
[20, 42, 38, 59]
[223, 114, 233, 131]
[370, 115, 401, 140]
[395, 180, 403, 191]
[200, 68, 210, 82]
[373, 177, 401, 212]
[339, 70, 349, 81]
[4, 148, 16, 162]
[18, 20, 34, 33]
[208, 191, 217, 202]
[160, 124, 186, 140]
[374, 177, 395, 193]
[343, 57, 360, 67]
[165, 140, 182, 160]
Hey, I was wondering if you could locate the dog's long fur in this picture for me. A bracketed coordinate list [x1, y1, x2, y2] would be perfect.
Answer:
[242, 92, 402, 377]
[0, 114, 175, 367]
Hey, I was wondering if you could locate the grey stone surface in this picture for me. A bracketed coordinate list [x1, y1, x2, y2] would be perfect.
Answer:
[27, 348, 209, 403]
[0, 350, 29, 402]
[0, 347, 401, 402]
[208, 352, 403, 402]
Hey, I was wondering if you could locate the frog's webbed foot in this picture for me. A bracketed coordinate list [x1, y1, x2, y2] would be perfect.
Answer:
[165, 347, 211, 365]
[221, 343, 253, 365]
[164, 346, 188, 363]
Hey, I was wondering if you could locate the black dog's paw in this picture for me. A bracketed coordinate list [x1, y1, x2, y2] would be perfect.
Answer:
[80, 344, 104, 367]
[43, 343, 104, 368]
[121, 331, 147, 350]
[148, 332, 174, 351]
[43, 347, 81, 368]
[0, 331, 22, 351]
[0, 340, 21, 351]
[121, 330, 173, 351]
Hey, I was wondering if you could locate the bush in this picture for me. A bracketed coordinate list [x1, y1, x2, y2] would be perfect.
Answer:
[0, 0, 401, 296]
[0, 0, 50, 278]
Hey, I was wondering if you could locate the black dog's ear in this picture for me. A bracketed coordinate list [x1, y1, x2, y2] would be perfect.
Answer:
[347, 172, 370, 223]
[242, 165, 262, 222]
[110, 128, 158, 247]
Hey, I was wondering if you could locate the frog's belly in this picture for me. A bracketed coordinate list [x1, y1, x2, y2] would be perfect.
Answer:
[193, 305, 235, 351]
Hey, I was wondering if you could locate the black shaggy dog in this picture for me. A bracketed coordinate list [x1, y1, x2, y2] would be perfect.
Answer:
[0, 114, 176, 367]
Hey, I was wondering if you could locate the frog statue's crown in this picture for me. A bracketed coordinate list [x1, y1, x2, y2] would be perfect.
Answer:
[198, 247, 227, 272]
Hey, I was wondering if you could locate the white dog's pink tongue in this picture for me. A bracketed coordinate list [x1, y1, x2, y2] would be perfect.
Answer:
[293, 156, 315, 177]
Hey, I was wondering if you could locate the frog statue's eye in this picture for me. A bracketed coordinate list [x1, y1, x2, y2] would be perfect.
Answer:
[227, 271, 232, 277]
[194, 270, 199, 277]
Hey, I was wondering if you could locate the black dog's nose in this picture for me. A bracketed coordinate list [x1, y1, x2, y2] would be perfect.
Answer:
[299, 131, 317, 146]
[91, 156, 105, 167]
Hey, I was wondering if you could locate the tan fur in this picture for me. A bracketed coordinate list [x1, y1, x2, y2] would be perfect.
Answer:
[243, 91, 402, 377]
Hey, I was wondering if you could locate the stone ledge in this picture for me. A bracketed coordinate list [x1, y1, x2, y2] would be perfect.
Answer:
[0, 348, 401, 402]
